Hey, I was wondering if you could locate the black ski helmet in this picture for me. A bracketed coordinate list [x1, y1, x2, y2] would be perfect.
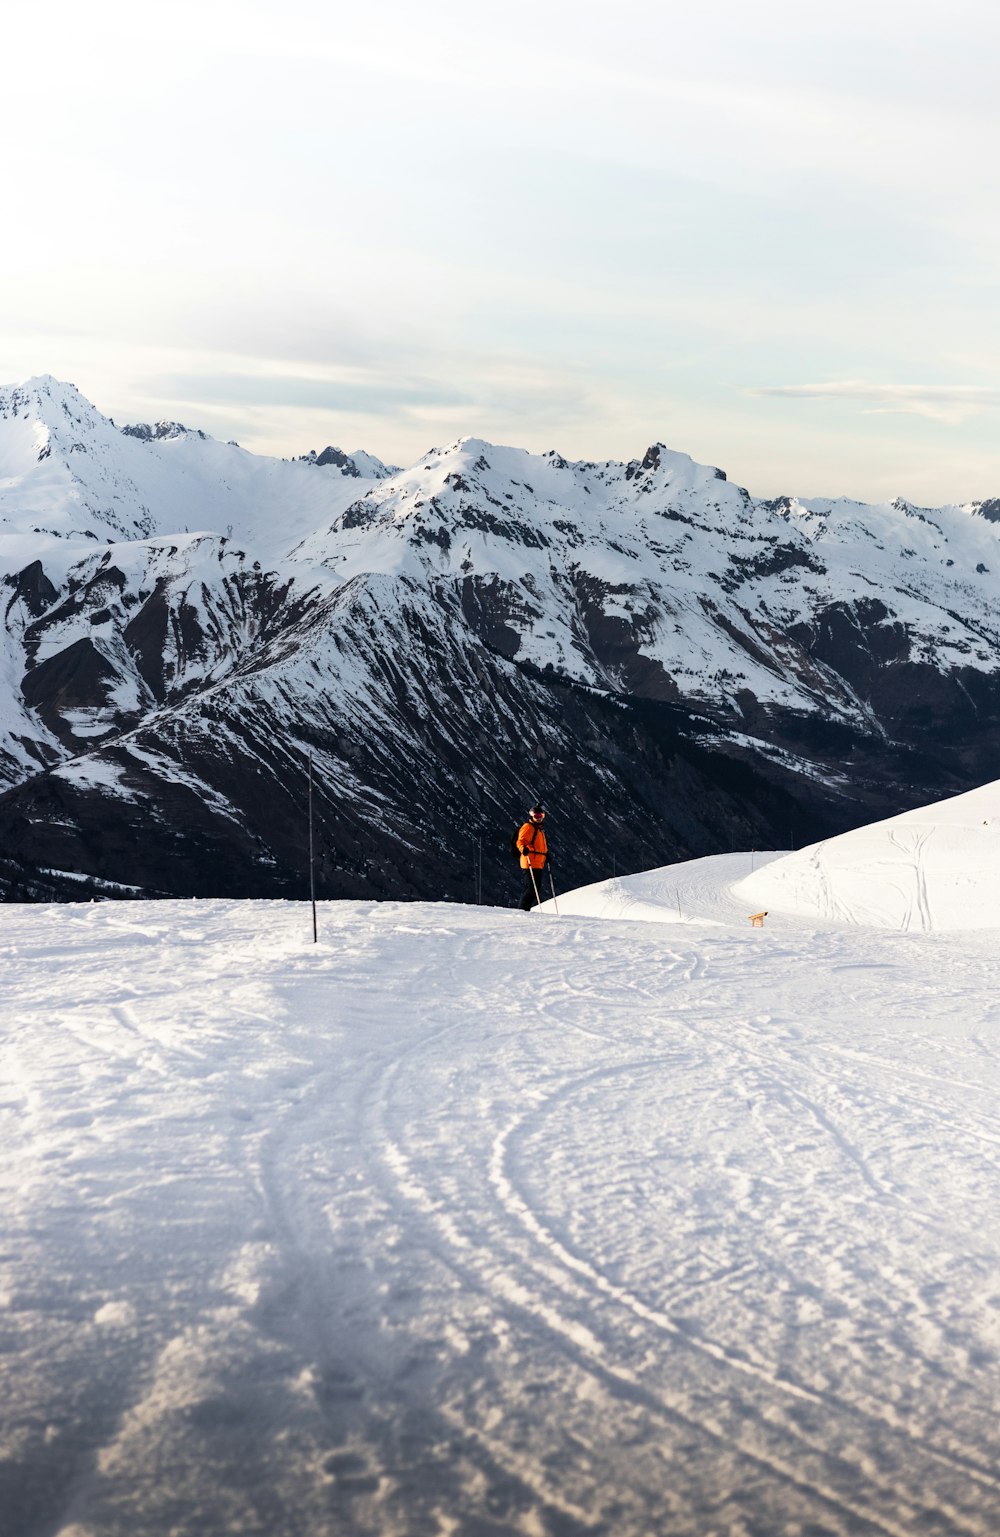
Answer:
[530, 803, 545, 816]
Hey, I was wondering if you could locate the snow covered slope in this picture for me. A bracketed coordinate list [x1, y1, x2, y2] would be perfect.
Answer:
[734, 778, 1000, 930]
[0, 377, 392, 789]
[548, 776, 1000, 934]
[5, 892, 1000, 1534]
[0, 375, 391, 555]
[4, 377, 1000, 900]
[538, 850, 783, 926]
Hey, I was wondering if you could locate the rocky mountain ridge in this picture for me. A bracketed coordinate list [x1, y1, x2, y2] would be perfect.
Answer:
[1, 376, 998, 902]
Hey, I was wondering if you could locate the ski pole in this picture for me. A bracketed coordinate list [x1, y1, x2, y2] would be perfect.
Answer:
[528, 862, 542, 909]
[547, 868, 560, 916]
[308, 752, 317, 944]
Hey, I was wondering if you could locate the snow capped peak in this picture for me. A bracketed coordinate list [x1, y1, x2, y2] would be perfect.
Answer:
[344, 448, 396, 479]
[297, 444, 395, 479]
[0, 376, 148, 543]
[121, 420, 202, 443]
[20, 375, 121, 428]
[0, 374, 112, 436]
[0, 378, 399, 556]
[9, 373, 92, 403]
[8, 378, 1000, 845]
[622, 441, 741, 497]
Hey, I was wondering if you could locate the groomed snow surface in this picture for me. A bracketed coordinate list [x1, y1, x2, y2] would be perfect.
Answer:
[6, 807, 1000, 1535]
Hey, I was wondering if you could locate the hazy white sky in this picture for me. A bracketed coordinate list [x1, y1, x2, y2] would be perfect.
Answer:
[5, 0, 1000, 501]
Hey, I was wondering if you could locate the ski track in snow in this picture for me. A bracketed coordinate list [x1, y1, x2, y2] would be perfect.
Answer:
[3, 874, 1000, 1535]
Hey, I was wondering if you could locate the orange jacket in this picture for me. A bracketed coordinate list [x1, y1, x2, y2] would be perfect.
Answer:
[517, 821, 548, 870]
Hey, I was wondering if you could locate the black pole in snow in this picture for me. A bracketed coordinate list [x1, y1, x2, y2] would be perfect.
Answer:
[308, 752, 317, 944]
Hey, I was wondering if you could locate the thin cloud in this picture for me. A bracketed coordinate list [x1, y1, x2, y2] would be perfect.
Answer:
[157, 372, 476, 417]
[748, 382, 1000, 423]
[130, 356, 606, 464]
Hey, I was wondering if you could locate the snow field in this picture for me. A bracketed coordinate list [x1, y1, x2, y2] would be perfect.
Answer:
[536, 850, 787, 927]
[4, 875, 1000, 1536]
[735, 779, 1000, 932]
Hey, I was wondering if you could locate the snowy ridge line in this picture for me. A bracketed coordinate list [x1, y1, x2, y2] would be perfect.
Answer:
[36, 865, 144, 893]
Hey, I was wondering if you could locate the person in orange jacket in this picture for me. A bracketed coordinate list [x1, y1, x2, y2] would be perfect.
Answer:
[517, 803, 550, 911]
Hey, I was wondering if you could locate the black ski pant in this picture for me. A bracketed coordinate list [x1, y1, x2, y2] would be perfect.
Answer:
[520, 867, 542, 911]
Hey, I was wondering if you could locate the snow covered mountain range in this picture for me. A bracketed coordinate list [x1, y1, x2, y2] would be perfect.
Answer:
[3, 375, 1000, 901]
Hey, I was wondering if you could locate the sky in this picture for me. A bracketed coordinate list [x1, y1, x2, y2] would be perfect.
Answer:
[5, 0, 1000, 502]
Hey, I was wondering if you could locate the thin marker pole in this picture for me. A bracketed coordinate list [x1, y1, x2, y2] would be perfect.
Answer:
[308, 752, 317, 944]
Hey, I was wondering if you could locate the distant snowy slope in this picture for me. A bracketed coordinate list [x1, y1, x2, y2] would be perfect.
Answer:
[0, 376, 386, 561]
[733, 778, 1000, 930]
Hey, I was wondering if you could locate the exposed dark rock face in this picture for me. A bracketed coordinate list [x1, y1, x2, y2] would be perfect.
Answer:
[122, 421, 203, 441]
[21, 636, 121, 732]
[299, 446, 395, 478]
[314, 446, 361, 474]
[0, 615, 844, 906]
[4, 561, 59, 619]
